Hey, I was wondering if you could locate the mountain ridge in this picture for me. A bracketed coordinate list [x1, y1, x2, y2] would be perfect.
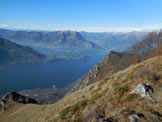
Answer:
[69, 51, 138, 94]
[69, 31, 162, 94]
[80, 31, 148, 51]
[0, 29, 96, 50]
[0, 37, 45, 67]
[0, 37, 90, 68]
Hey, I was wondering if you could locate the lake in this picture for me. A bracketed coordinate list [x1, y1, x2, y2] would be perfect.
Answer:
[0, 50, 107, 96]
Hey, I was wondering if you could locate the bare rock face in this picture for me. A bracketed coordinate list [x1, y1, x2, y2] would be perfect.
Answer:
[0, 92, 37, 112]
[131, 83, 153, 99]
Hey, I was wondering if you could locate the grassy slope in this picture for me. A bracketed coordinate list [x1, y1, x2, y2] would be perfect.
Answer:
[0, 56, 162, 122]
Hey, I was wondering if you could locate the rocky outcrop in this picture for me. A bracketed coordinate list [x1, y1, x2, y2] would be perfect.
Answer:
[128, 111, 145, 122]
[0, 92, 37, 112]
[128, 113, 141, 122]
[69, 51, 138, 93]
[131, 83, 154, 99]
[0, 100, 6, 112]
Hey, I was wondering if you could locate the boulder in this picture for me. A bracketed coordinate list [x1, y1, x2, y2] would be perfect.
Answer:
[128, 113, 140, 122]
[131, 83, 153, 99]
[128, 111, 145, 122]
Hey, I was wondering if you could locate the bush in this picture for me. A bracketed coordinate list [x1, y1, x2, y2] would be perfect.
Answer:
[120, 94, 138, 103]
[73, 116, 83, 122]
[98, 77, 110, 87]
[59, 99, 89, 119]
[88, 98, 95, 104]
[128, 72, 135, 80]
[92, 88, 108, 101]
[122, 79, 128, 83]
[114, 86, 129, 94]
[59, 88, 109, 119]
[59, 106, 72, 119]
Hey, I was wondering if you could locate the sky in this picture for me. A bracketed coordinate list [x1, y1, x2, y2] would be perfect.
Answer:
[0, 0, 162, 32]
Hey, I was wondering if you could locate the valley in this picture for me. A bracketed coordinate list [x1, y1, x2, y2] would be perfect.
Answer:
[0, 29, 151, 104]
[1, 1, 162, 122]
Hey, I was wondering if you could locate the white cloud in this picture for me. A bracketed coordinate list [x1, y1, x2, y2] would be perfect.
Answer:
[0, 24, 162, 32]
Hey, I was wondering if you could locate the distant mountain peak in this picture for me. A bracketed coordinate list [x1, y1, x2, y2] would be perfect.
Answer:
[0, 29, 97, 50]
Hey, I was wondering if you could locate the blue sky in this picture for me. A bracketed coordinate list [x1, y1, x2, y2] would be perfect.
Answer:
[0, 0, 162, 32]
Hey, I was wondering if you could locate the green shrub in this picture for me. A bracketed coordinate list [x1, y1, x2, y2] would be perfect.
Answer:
[122, 79, 128, 83]
[59, 99, 89, 119]
[73, 116, 83, 122]
[120, 94, 138, 103]
[114, 86, 129, 94]
[59, 88, 109, 120]
[98, 80, 106, 87]
[128, 71, 135, 80]
[78, 99, 89, 107]
[98, 77, 110, 87]
[59, 106, 71, 119]
[92, 88, 108, 100]
[88, 98, 95, 104]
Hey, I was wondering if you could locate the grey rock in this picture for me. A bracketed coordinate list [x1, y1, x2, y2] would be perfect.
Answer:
[128, 113, 140, 122]
[0, 92, 37, 112]
[0, 100, 6, 112]
[128, 111, 145, 122]
[100, 117, 111, 122]
[94, 73, 97, 78]
[131, 83, 153, 99]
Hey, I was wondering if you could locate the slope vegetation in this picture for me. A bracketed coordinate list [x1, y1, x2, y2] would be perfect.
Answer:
[0, 55, 162, 122]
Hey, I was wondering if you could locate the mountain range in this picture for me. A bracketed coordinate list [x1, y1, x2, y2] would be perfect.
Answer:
[0, 31, 162, 121]
[0, 29, 149, 52]
[0, 37, 89, 68]
[80, 31, 148, 51]
[0, 29, 96, 50]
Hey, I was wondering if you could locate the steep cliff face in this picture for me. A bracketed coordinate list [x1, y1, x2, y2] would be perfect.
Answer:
[70, 51, 138, 93]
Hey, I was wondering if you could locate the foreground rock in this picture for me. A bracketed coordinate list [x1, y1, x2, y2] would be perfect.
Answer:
[131, 83, 153, 99]
[128, 111, 146, 122]
[0, 92, 37, 112]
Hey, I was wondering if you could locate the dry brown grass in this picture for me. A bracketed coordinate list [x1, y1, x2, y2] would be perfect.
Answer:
[1, 56, 162, 122]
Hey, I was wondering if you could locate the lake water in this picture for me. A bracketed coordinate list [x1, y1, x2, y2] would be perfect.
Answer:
[0, 50, 107, 96]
